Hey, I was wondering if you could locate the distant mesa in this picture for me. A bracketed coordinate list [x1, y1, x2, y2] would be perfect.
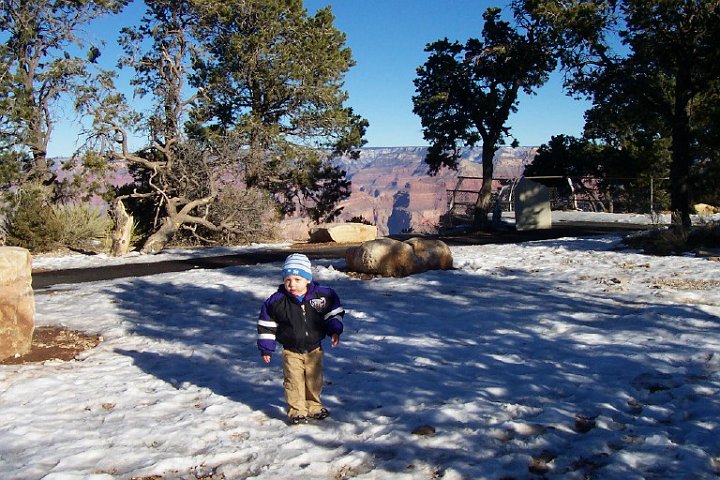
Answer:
[324, 146, 537, 237]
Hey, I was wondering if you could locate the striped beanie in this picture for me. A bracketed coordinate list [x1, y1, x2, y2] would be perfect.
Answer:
[282, 253, 313, 281]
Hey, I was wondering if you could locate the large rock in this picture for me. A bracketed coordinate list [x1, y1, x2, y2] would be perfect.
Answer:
[346, 238, 419, 277]
[404, 237, 453, 271]
[346, 237, 453, 277]
[694, 203, 719, 216]
[0, 247, 35, 361]
[309, 222, 378, 243]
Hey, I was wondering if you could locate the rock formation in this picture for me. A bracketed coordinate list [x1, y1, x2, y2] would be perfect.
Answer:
[308, 223, 378, 243]
[345, 237, 453, 277]
[0, 247, 35, 361]
[331, 146, 536, 237]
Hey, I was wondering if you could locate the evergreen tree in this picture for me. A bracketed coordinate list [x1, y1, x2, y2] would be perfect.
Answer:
[0, 0, 128, 184]
[192, 0, 366, 222]
[412, 7, 554, 228]
[84, 0, 366, 253]
[518, 0, 720, 228]
[525, 135, 669, 212]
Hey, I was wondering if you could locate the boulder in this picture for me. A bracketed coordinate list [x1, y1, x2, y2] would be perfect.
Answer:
[0, 247, 35, 361]
[309, 222, 378, 243]
[404, 237, 453, 271]
[694, 203, 719, 216]
[345, 237, 453, 277]
[346, 238, 419, 277]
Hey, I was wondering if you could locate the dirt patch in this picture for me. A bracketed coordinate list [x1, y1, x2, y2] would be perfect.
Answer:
[650, 278, 720, 290]
[343, 270, 381, 280]
[1, 326, 101, 365]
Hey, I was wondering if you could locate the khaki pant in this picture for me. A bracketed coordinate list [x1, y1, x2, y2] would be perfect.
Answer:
[282, 348, 324, 418]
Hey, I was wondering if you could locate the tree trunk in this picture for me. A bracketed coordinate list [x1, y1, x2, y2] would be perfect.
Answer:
[29, 149, 56, 185]
[670, 68, 693, 230]
[472, 142, 496, 230]
[110, 199, 134, 257]
[141, 217, 179, 254]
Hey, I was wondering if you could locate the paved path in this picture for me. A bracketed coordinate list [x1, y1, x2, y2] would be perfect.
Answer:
[32, 245, 352, 290]
[32, 221, 648, 290]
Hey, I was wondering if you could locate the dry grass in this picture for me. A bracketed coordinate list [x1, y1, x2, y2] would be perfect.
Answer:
[623, 222, 720, 255]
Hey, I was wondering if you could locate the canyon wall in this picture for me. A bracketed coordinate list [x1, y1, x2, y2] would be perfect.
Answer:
[331, 146, 536, 236]
[281, 146, 536, 239]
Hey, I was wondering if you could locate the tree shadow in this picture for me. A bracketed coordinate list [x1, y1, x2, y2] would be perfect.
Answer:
[309, 268, 719, 477]
[106, 265, 288, 419]
[105, 257, 720, 478]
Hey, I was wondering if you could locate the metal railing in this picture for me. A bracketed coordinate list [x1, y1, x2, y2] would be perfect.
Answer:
[443, 175, 671, 227]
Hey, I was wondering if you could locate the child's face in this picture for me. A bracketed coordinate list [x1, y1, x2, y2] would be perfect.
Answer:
[284, 275, 310, 296]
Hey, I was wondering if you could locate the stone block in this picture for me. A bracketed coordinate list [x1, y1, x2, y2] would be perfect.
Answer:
[0, 247, 35, 361]
[0, 246, 32, 283]
[514, 177, 552, 231]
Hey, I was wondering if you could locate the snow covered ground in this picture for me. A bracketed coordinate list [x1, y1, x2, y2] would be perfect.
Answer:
[2, 212, 720, 479]
[27, 209, 714, 273]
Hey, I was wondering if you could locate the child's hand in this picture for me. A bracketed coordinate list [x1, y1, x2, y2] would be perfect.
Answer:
[262, 354, 271, 364]
[331, 334, 340, 348]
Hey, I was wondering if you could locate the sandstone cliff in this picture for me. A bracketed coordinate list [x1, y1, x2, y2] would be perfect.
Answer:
[327, 146, 536, 237]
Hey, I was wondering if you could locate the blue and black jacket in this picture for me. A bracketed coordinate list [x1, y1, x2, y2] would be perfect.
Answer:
[257, 281, 344, 355]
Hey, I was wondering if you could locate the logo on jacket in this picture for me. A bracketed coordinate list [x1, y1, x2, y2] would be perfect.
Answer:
[309, 298, 326, 311]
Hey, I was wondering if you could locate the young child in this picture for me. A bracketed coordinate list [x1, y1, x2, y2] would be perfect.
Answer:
[257, 253, 344, 425]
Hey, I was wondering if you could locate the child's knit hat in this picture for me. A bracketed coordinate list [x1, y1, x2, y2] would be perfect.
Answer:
[282, 253, 313, 281]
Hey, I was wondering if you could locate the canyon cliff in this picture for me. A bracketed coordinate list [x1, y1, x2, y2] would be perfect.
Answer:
[282, 146, 537, 240]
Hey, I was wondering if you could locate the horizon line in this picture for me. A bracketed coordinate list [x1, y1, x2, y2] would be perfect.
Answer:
[48, 144, 541, 160]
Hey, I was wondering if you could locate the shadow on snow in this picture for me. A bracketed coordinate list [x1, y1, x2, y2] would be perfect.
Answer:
[106, 256, 720, 478]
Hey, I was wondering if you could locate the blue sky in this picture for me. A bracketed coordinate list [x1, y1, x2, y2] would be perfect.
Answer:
[47, 0, 590, 157]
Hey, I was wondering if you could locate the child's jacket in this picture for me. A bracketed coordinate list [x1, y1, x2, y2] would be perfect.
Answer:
[257, 281, 344, 355]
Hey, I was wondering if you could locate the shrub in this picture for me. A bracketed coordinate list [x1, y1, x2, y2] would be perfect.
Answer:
[623, 221, 720, 255]
[211, 186, 281, 244]
[687, 221, 720, 250]
[3, 183, 112, 253]
[172, 186, 280, 246]
[51, 203, 113, 251]
[4, 184, 65, 252]
[624, 228, 687, 255]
